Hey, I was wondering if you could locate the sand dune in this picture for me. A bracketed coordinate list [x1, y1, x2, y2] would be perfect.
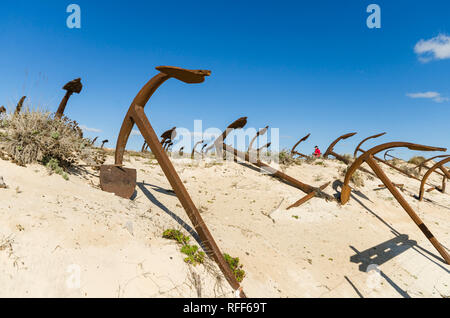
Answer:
[0, 153, 449, 298]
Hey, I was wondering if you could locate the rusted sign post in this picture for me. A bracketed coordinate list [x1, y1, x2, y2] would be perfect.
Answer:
[340, 142, 449, 264]
[14, 96, 26, 115]
[291, 133, 311, 158]
[99, 66, 245, 297]
[419, 157, 450, 200]
[55, 78, 83, 119]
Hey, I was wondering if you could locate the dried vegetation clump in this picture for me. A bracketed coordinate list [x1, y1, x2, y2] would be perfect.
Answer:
[278, 150, 302, 166]
[0, 108, 104, 169]
[408, 156, 426, 165]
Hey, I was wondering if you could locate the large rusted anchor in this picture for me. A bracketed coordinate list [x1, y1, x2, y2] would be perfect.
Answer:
[99, 66, 245, 296]
[216, 118, 334, 206]
[354, 132, 424, 180]
[340, 142, 449, 264]
[323, 132, 357, 164]
[291, 133, 311, 158]
[418, 156, 450, 200]
[55, 78, 83, 119]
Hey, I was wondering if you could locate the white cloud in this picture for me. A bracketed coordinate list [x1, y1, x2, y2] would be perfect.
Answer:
[406, 91, 449, 103]
[414, 34, 450, 62]
[79, 125, 102, 133]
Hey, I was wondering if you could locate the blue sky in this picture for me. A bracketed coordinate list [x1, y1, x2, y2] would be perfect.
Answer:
[0, 0, 449, 159]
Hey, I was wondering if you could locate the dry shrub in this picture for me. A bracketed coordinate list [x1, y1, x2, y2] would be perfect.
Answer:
[278, 150, 302, 166]
[1, 108, 94, 167]
[403, 166, 420, 178]
[408, 156, 426, 165]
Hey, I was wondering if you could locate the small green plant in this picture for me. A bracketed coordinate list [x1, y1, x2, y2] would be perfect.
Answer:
[224, 253, 245, 283]
[162, 229, 204, 266]
[162, 229, 190, 245]
[44, 157, 69, 180]
[181, 244, 205, 265]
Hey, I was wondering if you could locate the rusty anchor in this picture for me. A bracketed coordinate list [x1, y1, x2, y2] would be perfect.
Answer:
[257, 142, 271, 156]
[414, 154, 450, 175]
[323, 132, 357, 164]
[353, 132, 386, 159]
[14, 96, 26, 115]
[191, 140, 204, 159]
[248, 126, 269, 153]
[215, 117, 334, 205]
[55, 78, 83, 119]
[161, 127, 177, 145]
[141, 141, 148, 153]
[340, 142, 449, 264]
[354, 133, 425, 180]
[99, 66, 245, 296]
[418, 156, 450, 200]
[101, 139, 109, 149]
[247, 125, 270, 162]
[204, 117, 248, 157]
[291, 133, 311, 158]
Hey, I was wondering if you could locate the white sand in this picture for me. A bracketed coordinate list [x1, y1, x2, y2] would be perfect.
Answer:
[0, 153, 449, 298]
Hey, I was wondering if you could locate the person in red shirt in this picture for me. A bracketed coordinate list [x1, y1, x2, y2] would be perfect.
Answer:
[313, 146, 321, 158]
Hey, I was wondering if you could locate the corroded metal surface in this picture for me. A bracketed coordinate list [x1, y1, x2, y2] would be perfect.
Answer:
[0, 106, 6, 114]
[55, 78, 82, 119]
[324, 132, 357, 159]
[100, 165, 136, 199]
[204, 117, 248, 155]
[287, 182, 331, 210]
[291, 133, 311, 158]
[340, 142, 449, 264]
[100, 66, 244, 296]
[353, 132, 386, 158]
[419, 157, 450, 201]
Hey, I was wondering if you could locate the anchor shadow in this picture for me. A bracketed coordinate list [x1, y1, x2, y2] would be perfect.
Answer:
[136, 182, 203, 247]
[349, 236, 415, 298]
